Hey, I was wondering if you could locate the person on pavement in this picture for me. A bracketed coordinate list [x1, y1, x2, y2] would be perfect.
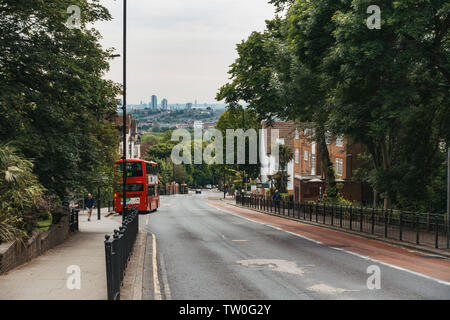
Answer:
[84, 193, 95, 222]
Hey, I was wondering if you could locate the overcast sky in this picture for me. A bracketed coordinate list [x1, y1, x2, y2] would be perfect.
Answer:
[93, 0, 276, 105]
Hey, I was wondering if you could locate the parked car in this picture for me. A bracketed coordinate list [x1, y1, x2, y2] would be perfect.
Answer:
[195, 189, 202, 194]
[206, 184, 212, 189]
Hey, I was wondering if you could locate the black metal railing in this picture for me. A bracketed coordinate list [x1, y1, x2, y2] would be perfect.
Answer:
[69, 208, 79, 233]
[236, 194, 449, 250]
[104, 208, 139, 300]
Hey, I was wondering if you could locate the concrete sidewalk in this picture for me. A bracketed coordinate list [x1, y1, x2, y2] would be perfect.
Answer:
[0, 209, 120, 300]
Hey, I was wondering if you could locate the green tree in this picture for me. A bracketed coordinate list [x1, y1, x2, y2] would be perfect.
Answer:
[324, 0, 450, 210]
[276, 143, 293, 193]
[217, 13, 339, 198]
[214, 108, 262, 189]
[0, 0, 120, 201]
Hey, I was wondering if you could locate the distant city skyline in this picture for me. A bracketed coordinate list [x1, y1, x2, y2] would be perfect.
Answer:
[92, 0, 276, 104]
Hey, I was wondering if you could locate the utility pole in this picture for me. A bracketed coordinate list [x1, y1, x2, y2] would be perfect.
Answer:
[242, 106, 245, 194]
[122, 0, 128, 222]
[97, 186, 101, 220]
[447, 147, 450, 249]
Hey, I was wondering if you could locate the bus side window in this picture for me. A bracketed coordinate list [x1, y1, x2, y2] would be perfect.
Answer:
[148, 186, 155, 197]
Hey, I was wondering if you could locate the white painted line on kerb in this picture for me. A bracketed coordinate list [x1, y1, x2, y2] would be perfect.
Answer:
[208, 202, 450, 287]
[152, 234, 162, 300]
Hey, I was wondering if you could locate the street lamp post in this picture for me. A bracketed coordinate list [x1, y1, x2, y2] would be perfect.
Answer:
[122, 0, 128, 222]
[447, 147, 449, 249]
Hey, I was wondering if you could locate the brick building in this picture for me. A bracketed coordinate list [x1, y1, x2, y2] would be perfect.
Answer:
[260, 121, 296, 193]
[292, 128, 369, 203]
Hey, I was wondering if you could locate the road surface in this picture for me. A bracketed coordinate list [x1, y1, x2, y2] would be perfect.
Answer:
[143, 191, 450, 300]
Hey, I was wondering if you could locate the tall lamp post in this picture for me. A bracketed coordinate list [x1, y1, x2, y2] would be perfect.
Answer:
[122, 0, 128, 221]
[447, 147, 449, 249]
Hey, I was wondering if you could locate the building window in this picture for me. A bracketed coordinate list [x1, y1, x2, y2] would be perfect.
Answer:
[335, 158, 343, 176]
[312, 155, 316, 172]
[336, 135, 344, 147]
[295, 129, 299, 140]
[295, 149, 299, 164]
[304, 150, 308, 162]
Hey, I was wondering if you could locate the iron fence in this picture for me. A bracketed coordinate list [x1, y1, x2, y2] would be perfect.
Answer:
[236, 194, 449, 250]
[104, 208, 139, 300]
[69, 208, 79, 233]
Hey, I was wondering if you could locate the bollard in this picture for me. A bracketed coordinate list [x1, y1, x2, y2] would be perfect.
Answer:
[105, 235, 114, 300]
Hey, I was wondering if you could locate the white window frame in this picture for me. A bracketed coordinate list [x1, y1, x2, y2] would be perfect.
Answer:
[295, 149, 300, 164]
[335, 158, 343, 176]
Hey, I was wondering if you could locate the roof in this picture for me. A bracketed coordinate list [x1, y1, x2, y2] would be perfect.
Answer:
[262, 121, 296, 155]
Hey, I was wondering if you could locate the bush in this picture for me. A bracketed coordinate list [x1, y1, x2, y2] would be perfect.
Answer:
[0, 145, 48, 243]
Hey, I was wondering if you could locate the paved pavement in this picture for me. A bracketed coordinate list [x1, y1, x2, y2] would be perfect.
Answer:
[145, 191, 450, 300]
[0, 208, 120, 300]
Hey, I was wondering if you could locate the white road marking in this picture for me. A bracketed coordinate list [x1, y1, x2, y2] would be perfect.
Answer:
[307, 284, 357, 294]
[208, 202, 450, 287]
[237, 259, 305, 276]
[152, 234, 162, 300]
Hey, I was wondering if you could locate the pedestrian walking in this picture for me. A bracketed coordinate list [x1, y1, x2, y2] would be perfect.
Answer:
[84, 193, 95, 222]
[273, 189, 281, 213]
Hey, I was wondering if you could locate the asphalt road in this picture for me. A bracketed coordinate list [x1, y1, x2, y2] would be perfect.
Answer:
[144, 191, 450, 300]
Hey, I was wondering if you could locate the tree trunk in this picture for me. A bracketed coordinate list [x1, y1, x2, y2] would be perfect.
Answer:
[316, 126, 337, 199]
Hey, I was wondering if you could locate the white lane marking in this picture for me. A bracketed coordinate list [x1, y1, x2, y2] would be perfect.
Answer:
[237, 259, 305, 276]
[307, 284, 358, 294]
[152, 234, 162, 300]
[207, 202, 450, 287]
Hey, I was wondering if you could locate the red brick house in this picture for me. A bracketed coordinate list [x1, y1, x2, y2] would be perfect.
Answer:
[292, 128, 369, 203]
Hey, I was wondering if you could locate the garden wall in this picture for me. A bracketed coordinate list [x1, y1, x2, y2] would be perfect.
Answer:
[0, 213, 70, 275]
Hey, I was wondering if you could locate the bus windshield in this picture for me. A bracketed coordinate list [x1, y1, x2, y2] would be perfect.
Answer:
[116, 162, 143, 178]
[118, 183, 144, 192]
[146, 163, 158, 175]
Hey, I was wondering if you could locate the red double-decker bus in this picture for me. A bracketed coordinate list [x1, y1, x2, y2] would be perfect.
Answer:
[114, 159, 160, 214]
